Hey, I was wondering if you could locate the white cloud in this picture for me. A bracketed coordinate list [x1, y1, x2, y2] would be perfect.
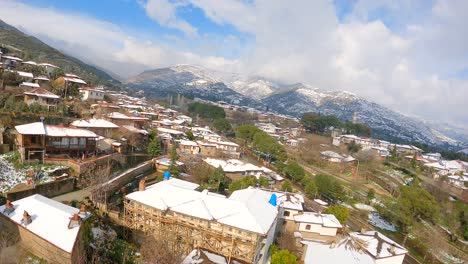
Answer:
[141, 0, 198, 37]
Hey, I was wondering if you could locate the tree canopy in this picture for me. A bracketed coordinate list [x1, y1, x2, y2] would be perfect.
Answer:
[271, 250, 297, 264]
[314, 174, 346, 202]
[283, 162, 305, 182]
[213, 118, 232, 134]
[228, 175, 269, 193]
[301, 112, 372, 136]
[188, 102, 225, 120]
[324, 205, 350, 225]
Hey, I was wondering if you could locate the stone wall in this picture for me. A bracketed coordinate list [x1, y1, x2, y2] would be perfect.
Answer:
[6, 178, 75, 201]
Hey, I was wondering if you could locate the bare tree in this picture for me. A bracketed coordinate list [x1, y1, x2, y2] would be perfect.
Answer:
[139, 235, 184, 264]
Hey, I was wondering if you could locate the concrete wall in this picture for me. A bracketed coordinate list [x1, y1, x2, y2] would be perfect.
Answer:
[297, 222, 338, 236]
[7, 178, 75, 201]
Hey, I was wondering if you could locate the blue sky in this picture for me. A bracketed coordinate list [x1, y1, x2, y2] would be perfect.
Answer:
[1, 0, 467, 125]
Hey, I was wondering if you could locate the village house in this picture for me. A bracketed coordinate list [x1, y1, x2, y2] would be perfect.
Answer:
[23, 88, 60, 111]
[0, 195, 90, 264]
[294, 212, 342, 239]
[79, 87, 105, 101]
[107, 112, 149, 129]
[33, 75, 51, 87]
[38, 63, 60, 75]
[19, 82, 40, 89]
[178, 140, 200, 155]
[197, 141, 218, 157]
[123, 178, 279, 264]
[90, 102, 121, 116]
[70, 118, 119, 138]
[204, 158, 265, 180]
[13, 70, 34, 83]
[154, 157, 184, 172]
[320, 151, 356, 163]
[1, 55, 23, 69]
[15, 122, 98, 162]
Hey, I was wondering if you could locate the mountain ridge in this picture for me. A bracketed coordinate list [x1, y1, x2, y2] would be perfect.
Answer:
[125, 64, 467, 148]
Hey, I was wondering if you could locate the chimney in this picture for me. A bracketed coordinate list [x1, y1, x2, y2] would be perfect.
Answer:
[68, 213, 81, 229]
[360, 227, 367, 234]
[79, 204, 87, 216]
[139, 178, 146, 191]
[3, 200, 15, 215]
[23, 211, 32, 226]
[389, 244, 396, 255]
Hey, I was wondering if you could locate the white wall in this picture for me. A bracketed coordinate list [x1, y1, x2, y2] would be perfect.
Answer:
[298, 223, 338, 236]
[375, 254, 405, 264]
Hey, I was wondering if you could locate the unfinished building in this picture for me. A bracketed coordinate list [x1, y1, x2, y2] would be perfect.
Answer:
[123, 178, 279, 264]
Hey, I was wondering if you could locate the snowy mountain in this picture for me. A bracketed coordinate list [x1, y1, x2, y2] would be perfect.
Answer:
[126, 65, 464, 147]
[125, 65, 259, 106]
[262, 84, 460, 146]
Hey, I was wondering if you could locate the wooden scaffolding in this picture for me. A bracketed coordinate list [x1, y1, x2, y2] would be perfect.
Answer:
[123, 199, 265, 263]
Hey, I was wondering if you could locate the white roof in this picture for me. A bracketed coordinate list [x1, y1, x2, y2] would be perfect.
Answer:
[314, 199, 328, 206]
[33, 76, 50, 81]
[204, 158, 263, 173]
[208, 140, 239, 147]
[71, 119, 118, 129]
[0, 195, 89, 253]
[232, 188, 304, 211]
[22, 61, 37, 66]
[2, 55, 23, 61]
[303, 240, 375, 264]
[20, 82, 40, 88]
[126, 179, 278, 235]
[321, 151, 344, 159]
[294, 212, 342, 228]
[15, 122, 46, 135]
[350, 231, 408, 258]
[179, 140, 198, 146]
[38, 63, 59, 68]
[16, 71, 34, 78]
[182, 249, 243, 264]
[123, 125, 148, 135]
[63, 77, 87, 85]
[157, 127, 184, 135]
[108, 112, 148, 121]
[45, 125, 97, 138]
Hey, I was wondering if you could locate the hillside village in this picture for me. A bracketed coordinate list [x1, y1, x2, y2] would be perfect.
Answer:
[1, 42, 468, 264]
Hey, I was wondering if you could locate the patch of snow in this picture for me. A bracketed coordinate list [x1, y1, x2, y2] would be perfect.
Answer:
[353, 203, 375, 211]
[368, 212, 396, 232]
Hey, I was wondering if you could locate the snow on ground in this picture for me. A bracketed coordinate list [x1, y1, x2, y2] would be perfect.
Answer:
[368, 212, 396, 232]
[353, 203, 375, 211]
[0, 153, 67, 193]
[440, 252, 466, 264]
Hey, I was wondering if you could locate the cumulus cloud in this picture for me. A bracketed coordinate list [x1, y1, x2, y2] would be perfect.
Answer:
[0, 0, 467, 125]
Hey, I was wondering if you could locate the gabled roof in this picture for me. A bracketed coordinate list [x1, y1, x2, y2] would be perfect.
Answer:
[0, 194, 89, 253]
[71, 119, 118, 129]
[38, 63, 59, 68]
[20, 82, 40, 88]
[15, 122, 46, 135]
[63, 76, 87, 85]
[350, 231, 408, 258]
[24, 88, 60, 99]
[107, 112, 148, 121]
[126, 179, 278, 235]
[294, 212, 342, 228]
[45, 125, 97, 138]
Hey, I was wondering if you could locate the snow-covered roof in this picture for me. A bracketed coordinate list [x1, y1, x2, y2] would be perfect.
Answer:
[33, 76, 50, 81]
[2, 55, 23, 61]
[350, 231, 408, 258]
[0, 194, 89, 253]
[71, 119, 118, 129]
[63, 76, 87, 85]
[16, 71, 34, 78]
[302, 240, 375, 264]
[24, 88, 60, 99]
[179, 140, 198, 146]
[15, 122, 46, 135]
[107, 112, 148, 121]
[157, 127, 184, 135]
[122, 125, 148, 135]
[45, 125, 98, 138]
[38, 63, 59, 68]
[233, 188, 304, 211]
[321, 151, 344, 159]
[155, 157, 184, 167]
[314, 199, 328, 206]
[204, 158, 263, 173]
[208, 140, 239, 147]
[19, 82, 40, 88]
[126, 179, 278, 235]
[22, 61, 37, 66]
[294, 212, 342, 228]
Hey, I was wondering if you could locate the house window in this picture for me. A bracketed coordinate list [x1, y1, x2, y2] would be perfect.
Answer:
[283, 211, 290, 217]
[305, 225, 311, 230]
